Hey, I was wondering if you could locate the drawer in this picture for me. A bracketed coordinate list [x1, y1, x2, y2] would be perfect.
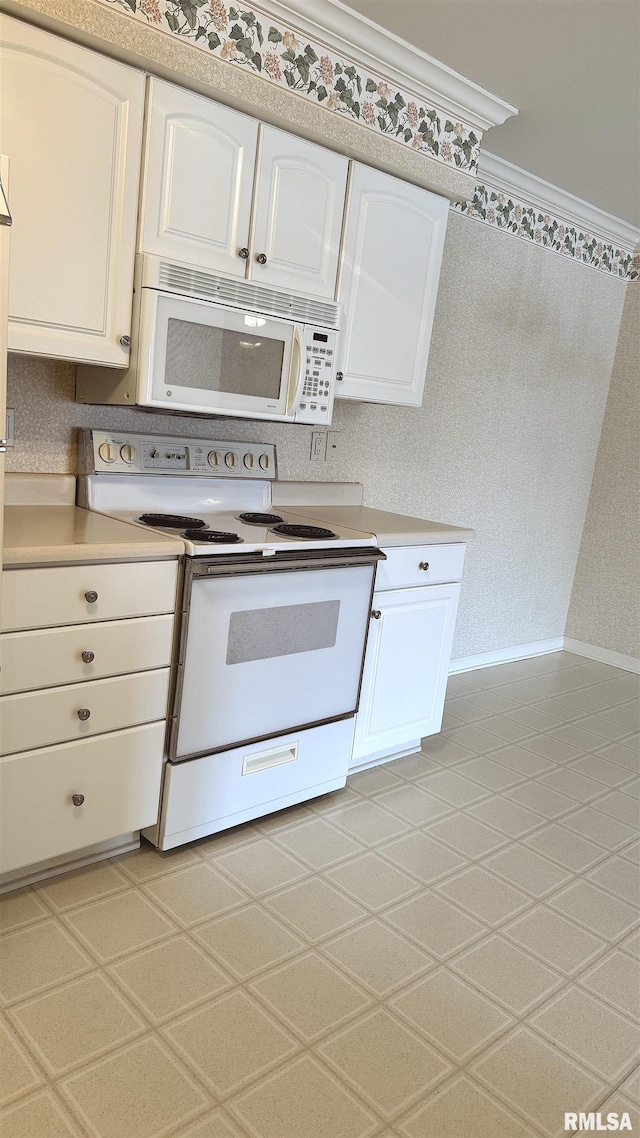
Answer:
[375, 543, 466, 591]
[0, 668, 170, 756]
[0, 615, 174, 695]
[158, 718, 354, 849]
[1, 560, 178, 632]
[0, 722, 165, 874]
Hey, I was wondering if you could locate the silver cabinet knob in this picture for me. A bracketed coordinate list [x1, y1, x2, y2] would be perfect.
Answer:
[419, 562, 430, 571]
[81, 650, 95, 663]
[336, 371, 344, 381]
[119, 334, 131, 348]
[84, 590, 98, 603]
[238, 247, 249, 259]
[371, 609, 381, 619]
[71, 793, 85, 806]
[255, 252, 267, 265]
[77, 708, 91, 721]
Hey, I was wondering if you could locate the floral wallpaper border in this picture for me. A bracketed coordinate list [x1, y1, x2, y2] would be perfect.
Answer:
[452, 184, 639, 281]
[97, 0, 482, 172]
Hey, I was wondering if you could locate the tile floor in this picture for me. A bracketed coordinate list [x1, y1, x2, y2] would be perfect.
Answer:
[0, 651, 638, 1138]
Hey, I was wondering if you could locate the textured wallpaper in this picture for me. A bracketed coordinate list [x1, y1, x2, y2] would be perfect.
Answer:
[566, 284, 640, 657]
[6, 212, 627, 660]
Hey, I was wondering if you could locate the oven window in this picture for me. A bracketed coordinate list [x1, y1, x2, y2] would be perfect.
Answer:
[165, 317, 285, 400]
[226, 600, 340, 665]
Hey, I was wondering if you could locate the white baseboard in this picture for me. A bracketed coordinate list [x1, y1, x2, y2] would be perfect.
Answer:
[449, 638, 564, 674]
[563, 638, 640, 675]
[0, 834, 140, 895]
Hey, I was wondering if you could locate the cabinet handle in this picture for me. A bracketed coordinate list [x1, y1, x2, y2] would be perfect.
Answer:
[371, 609, 381, 619]
[71, 793, 85, 806]
[336, 371, 344, 381]
[419, 562, 430, 571]
[119, 334, 131, 348]
[77, 708, 91, 722]
[84, 590, 98, 603]
[255, 252, 267, 265]
[81, 650, 95, 664]
[238, 247, 249, 259]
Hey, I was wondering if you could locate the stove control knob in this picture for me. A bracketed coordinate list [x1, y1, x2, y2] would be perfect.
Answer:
[258, 453, 270, 471]
[207, 450, 221, 468]
[225, 452, 238, 469]
[98, 442, 117, 464]
[243, 453, 255, 469]
[120, 444, 135, 464]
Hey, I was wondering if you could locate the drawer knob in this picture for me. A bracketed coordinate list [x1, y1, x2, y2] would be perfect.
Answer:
[336, 371, 344, 381]
[81, 650, 95, 664]
[371, 609, 381, 619]
[77, 708, 91, 722]
[71, 793, 85, 806]
[419, 562, 430, 571]
[84, 590, 98, 604]
[237, 246, 249, 259]
[255, 252, 267, 265]
[119, 334, 131, 348]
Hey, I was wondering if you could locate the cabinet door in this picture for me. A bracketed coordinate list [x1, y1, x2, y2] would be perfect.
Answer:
[250, 127, 348, 299]
[352, 583, 460, 764]
[140, 78, 258, 277]
[0, 16, 144, 366]
[337, 164, 448, 405]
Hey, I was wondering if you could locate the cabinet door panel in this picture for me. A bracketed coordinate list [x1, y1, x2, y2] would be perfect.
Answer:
[352, 583, 460, 763]
[337, 164, 448, 405]
[141, 78, 258, 275]
[0, 15, 144, 365]
[251, 127, 348, 298]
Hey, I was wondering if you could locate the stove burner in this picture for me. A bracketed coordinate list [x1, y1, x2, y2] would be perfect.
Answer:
[138, 513, 206, 529]
[183, 529, 243, 544]
[238, 512, 284, 525]
[270, 523, 338, 540]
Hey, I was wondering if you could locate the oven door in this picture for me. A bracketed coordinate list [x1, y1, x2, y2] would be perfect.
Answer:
[170, 548, 384, 761]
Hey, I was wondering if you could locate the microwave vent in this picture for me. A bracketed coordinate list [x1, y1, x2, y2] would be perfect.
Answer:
[157, 262, 340, 329]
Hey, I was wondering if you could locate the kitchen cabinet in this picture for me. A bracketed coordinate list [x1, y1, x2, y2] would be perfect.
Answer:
[140, 78, 348, 299]
[351, 543, 465, 767]
[0, 16, 145, 367]
[0, 558, 177, 876]
[336, 164, 449, 406]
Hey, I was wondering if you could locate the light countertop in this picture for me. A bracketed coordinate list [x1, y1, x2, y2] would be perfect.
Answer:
[287, 504, 475, 547]
[3, 505, 182, 567]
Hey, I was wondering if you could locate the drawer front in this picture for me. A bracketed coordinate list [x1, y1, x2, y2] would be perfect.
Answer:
[0, 615, 174, 695]
[1, 561, 178, 632]
[0, 669, 170, 756]
[0, 723, 164, 874]
[375, 543, 466, 591]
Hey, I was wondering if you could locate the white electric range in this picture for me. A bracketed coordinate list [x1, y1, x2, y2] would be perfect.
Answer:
[78, 429, 383, 848]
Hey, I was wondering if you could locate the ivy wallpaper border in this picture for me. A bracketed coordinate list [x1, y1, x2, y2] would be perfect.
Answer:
[452, 184, 640, 282]
[97, 0, 482, 172]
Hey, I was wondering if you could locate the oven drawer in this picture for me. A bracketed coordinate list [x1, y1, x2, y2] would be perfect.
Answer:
[0, 668, 170, 756]
[156, 718, 354, 849]
[1, 561, 178, 632]
[0, 723, 165, 874]
[0, 615, 174, 695]
[375, 543, 466, 591]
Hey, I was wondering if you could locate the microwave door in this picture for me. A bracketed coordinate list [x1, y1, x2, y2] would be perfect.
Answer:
[144, 291, 295, 418]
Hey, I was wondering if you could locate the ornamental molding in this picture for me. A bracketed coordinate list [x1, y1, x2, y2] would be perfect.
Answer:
[266, 0, 517, 133]
[93, 0, 517, 175]
[479, 152, 640, 250]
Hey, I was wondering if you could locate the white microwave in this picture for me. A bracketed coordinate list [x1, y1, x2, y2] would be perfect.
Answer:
[77, 255, 341, 425]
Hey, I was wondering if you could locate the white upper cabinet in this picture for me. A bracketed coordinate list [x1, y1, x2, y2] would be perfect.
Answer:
[336, 164, 449, 406]
[140, 80, 348, 299]
[251, 128, 348, 299]
[0, 16, 144, 366]
[140, 79, 258, 277]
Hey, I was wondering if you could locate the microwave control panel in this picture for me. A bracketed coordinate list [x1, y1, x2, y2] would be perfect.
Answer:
[294, 329, 338, 425]
[81, 430, 277, 479]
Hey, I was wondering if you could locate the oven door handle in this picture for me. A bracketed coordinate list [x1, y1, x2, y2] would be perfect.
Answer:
[286, 325, 305, 415]
[189, 547, 386, 578]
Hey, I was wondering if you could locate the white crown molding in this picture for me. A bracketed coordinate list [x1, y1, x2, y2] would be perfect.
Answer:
[479, 151, 640, 249]
[261, 0, 517, 133]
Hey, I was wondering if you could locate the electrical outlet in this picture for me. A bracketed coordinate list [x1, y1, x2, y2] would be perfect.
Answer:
[326, 430, 341, 460]
[310, 431, 326, 462]
[4, 408, 14, 447]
